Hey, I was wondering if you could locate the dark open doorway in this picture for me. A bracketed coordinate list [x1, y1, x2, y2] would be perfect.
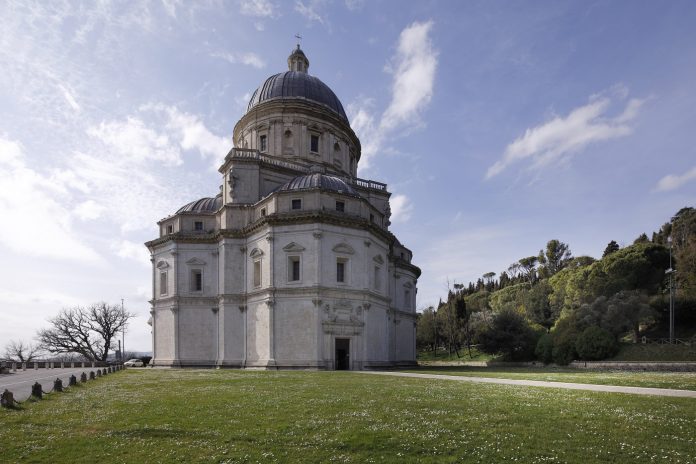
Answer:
[335, 338, 350, 370]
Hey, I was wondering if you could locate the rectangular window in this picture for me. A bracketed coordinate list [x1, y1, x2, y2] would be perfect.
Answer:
[261, 208, 266, 216]
[369, 214, 374, 223]
[166, 225, 173, 234]
[291, 199, 302, 210]
[260, 134, 267, 152]
[288, 257, 300, 282]
[336, 259, 346, 283]
[405, 290, 411, 309]
[253, 260, 261, 287]
[374, 266, 381, 290]
[191, 270, 202, 292]
[310, 134, 319, 153]
[160, 272, 168, 296]
[336, 201, 345, 212]
[194, 221, 203, 231]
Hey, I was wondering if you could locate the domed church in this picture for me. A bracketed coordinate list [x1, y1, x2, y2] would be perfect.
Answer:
[146, 46, 420, 369]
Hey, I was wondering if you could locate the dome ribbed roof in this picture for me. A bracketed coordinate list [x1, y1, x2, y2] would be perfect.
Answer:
[176, 193, 222, 214]
[275, 173, 359, 196]
[247, 71, 347, 120]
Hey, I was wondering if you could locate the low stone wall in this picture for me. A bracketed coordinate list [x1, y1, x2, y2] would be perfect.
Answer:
[418, 360, 696, 371]
[569, 361, 696, 372]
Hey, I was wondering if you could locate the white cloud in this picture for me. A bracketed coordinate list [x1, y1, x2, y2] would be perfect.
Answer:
[148, 104, 231, 167]
[74, 200, 105, 221]
[381, 20, 437, 131]
[487, 95, 645, 179]
[88, 117, 183, 166]
[348, 21, 438, 172]
[0, 137, 102, 263]
[295, 0, 329, 26]
[344, 0, 364, 11]
[212, 51, 266, 69]
[240, 0, 277, 17]
[113, 240, 151, 267]
[655, 166, 696, 192]
[58, 84, 80, 111]
[390, 194, 413, 223]
[161, 0, 182, 18]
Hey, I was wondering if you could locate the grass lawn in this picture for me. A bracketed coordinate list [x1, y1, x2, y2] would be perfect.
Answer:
[2, 370, 696, 463]
[404, 366, 696, 391]
[417, 347, 493, 363]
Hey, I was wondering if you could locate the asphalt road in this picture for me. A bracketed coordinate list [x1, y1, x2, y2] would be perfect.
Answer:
[0, 366, 108, 402]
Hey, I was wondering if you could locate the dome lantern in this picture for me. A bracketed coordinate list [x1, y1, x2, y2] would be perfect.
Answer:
[288, 45, 309, 73]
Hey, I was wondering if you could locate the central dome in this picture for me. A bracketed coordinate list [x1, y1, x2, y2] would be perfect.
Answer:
[246, 46, 347, 121]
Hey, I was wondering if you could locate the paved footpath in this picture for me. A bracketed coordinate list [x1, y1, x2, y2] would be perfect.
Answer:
[361, 371, 696, 398]
[0, 367, 103, 402]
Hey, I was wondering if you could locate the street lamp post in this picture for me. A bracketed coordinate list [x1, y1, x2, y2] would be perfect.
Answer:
[666, 237, 675, 344]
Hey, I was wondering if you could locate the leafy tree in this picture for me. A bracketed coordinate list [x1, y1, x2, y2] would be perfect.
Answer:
[478, 309, 538, 361]
[603, 240, 620, 257]
[603, 291, 658, 343]
[538, 239, 572, 278]
[488, 283, 527, 314]
[518, 256, 538, 284]
[37, 302, 135, 362]
[551, 315, 579, 365]
[671, 207, 696, 299]
[416, 307, 438, 352]
[575, 326, 618, 360]
[535, 333, 553, 364]
[633, 233, 649, 244]
[3, 340, 42, 363]
[524, 280, 557, 332]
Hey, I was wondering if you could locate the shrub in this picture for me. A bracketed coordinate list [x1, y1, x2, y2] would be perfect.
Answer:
[575, 326, 618, 360]
[535, 333, 553, 364]
[551, 316, 579, 365]
[478, 309, 538, 361]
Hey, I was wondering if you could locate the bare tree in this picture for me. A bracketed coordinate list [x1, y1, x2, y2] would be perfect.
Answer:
[37, 302, 134, 362]
[3, 340, 42, 363]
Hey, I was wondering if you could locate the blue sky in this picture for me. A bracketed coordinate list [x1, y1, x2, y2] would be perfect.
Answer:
[1, 0, 695, 351]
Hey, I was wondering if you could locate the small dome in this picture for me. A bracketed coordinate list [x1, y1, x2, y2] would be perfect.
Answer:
[176, 193, 222, 214]
[275, 173, 359, 196]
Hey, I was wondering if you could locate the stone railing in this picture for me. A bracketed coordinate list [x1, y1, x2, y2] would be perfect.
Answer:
[225, 148, 388, 192]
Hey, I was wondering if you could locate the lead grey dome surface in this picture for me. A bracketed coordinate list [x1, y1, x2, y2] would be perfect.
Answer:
[275, 173, 359, 196]
[247, 71, 347, 120]
[176, 193, 223, 213]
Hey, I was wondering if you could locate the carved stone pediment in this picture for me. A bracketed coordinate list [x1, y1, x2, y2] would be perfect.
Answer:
[283, 242, 306, 252]
[186, 257, 207, 266]
[156, 260, 170, 270]
[249, 247, 264, 258]
[373, 254, 384, 264]
[332, 242, 355, 255]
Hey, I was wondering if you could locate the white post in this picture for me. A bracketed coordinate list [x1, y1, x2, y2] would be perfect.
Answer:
[11, 362, 16, 372]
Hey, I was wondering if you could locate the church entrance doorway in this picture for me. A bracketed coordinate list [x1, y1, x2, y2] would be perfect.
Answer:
[335, 338, 350, 370]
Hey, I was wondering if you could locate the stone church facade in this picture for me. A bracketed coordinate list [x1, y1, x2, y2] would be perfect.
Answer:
[146, 46, 420, 369]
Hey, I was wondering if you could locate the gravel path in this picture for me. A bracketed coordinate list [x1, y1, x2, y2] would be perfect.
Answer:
[361, 371, 696, 398]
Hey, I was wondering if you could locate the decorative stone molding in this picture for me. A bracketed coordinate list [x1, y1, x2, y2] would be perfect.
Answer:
[312, 298, 322, 307]
[265, 235, 274, 242]
[186, 257, 207, 266]
[364, 240, 372, 247]
[238, 305, 247, 312]
[332, 242, 355, 255]
[239, 246, 247, 253]
[156, 260, 170, 270]
[373, 254, 384, 264]
[363, 303, 371, 311]
[283, 242, 306, 252]
[404, 281, 413, 289]
[265, 299, 275, 308]
[169, 305, 179, 313]
[249, 247, 264, 258]
[313, 232, 322, 240]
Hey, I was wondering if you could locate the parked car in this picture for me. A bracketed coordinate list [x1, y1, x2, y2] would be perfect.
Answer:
[124, 358, 144, 367]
